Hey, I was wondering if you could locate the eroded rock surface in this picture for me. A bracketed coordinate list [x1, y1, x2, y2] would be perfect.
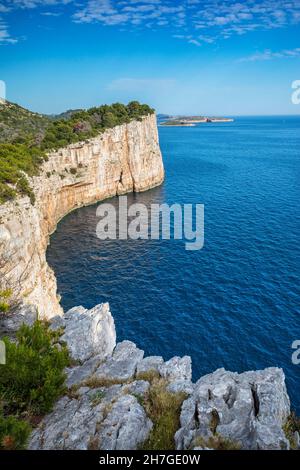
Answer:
[175, 367, 290, 450]
[58, 303, 116, 363]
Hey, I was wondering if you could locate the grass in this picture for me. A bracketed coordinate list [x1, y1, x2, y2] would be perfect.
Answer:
[192, 434, 241, 450]
[89, 390, 106, 407]
[140, 377, 187, 450]
[283, 412, 300, 449]
[82, 376, 127, 389]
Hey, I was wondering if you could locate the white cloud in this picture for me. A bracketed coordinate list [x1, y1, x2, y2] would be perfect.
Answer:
[1, 0, 300, 49]
[238, 47, 300, 62]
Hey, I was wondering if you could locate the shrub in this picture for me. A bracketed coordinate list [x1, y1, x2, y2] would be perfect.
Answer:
[0, 302, 9, 313]
[0, 413, 31, 450]
[0, 289, 13, 314]
[0, 320, 69, 415]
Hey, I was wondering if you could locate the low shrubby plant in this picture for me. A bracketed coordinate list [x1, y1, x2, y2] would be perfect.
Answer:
[0, 320, 69, 416]
[0, 412, 31, 450]
[0, 289, 13, 314]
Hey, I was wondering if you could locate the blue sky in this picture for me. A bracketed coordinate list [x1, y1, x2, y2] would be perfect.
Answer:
[0, 0, 300, 115]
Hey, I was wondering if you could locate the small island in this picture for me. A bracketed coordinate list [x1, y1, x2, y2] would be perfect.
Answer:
[160, 115, 234, 126]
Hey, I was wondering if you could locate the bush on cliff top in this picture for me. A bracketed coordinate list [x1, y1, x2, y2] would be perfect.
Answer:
[0, 320, 69, 416]
[0, 100, 154, 204]
[0, 412, 31, 450]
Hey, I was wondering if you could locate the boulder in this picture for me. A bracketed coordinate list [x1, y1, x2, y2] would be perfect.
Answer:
[94, 340, 144, 381]
[66, 354, 104, 388]
[136, 356, 164, 375]
[53, 303, 116, 363]
[96, 394, 152, 450]
[175, 367, 290, 450]
[159, 356, 192, 382]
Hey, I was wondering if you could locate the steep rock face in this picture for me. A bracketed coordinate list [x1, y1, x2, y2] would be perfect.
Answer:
[0, 114, 164, 318]
[175, 367, 291, 450]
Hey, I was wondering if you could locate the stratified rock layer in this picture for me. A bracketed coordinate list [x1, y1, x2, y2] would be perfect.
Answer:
[0, 114, 164, 318]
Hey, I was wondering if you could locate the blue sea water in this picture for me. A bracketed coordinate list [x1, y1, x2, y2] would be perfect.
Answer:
[47, 116, 300, 413]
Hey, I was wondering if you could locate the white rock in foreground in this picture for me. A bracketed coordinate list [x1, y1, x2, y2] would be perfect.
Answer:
[51, 303, 116, 363]
[175, 367, 290, 450]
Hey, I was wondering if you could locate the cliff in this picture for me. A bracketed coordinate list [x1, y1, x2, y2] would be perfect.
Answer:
[0, 114, 164, 318]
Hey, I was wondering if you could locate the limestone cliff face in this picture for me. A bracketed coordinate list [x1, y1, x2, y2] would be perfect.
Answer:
[0, 114, 164, 318]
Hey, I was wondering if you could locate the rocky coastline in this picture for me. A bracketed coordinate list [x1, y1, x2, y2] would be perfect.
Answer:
[0, 115, 298, 450]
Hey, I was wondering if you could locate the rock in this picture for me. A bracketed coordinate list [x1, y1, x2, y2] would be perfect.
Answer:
[28, 395, 103, 450]
[0, 303, 38, 338]
[66, 354, 104, 388]
[59, 303, 116, 363]
[167, 380, 194, 395]
[159, 356, 192, 382]
[123, 380, 150, 396]
[94, 340, 144, 381]
[96, 394, 152, 450]
[175, 367, 290, 450]
[136, 356, 164, 375]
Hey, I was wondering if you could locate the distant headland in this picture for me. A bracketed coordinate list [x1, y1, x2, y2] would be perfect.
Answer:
[158, 115, 234, 127]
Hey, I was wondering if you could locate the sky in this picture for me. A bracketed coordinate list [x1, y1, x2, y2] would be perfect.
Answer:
[0, 0, 300, 115]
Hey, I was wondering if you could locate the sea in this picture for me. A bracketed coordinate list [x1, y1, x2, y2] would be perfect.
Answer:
[47, 116, 300, 413]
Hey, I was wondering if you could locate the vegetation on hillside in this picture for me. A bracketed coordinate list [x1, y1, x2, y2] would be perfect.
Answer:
[0, 100, 154, 204]
[0, 320, 69, 449]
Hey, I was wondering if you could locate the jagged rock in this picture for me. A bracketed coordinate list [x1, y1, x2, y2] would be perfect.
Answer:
[96, 394, 152, 450]
[175, 367, 290, 450]
[28, 395, 103, 450]
[136, 356, 164, 374]
[66, 354, 104, 388]
[54, 303, 116, 363]
[94, 341, 144, 381]
[167, 380, 194, 395]
[0, 303, 38, 338]
[123, 380, 150, 396]
[159, 356, 192, 382]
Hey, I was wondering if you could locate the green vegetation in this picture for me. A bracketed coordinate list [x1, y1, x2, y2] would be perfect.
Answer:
[0, 412, 31, 450]
[0, 289, 13, 314]
[0, 320, 69, 416]
[192, 434, 241, 450]
[0, 100, 154, 204]
[140, 375, 187, 450]
[283, 412, 300, 449]
[0, 320, 69, 449]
